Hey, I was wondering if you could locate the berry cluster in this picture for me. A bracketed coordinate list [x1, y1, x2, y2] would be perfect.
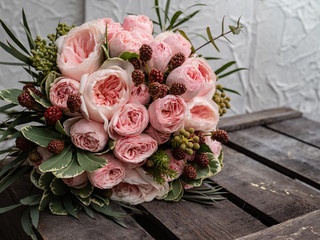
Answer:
[18, 84, 44, 110]
[171, 128, 200, 157]
[213, 84, 231, 116]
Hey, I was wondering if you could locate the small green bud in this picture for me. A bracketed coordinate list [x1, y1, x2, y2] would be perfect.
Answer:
[186, 142, 194, 148]
[188, 128, 195, 134]
[184, 131, 190, 138]
[180, 144, 186, 150]
[146, 159, 155, 167]
[174, 135, 180, 142]
[186, 148, 193, 155]
[193, 143, 200, 150]
[220, 103, 226, 108]
[217, 84, 223, 90]
[214, 97, 220, 103]
[222, 109, 227, 114]
[193, 136, 199, 143]
[179, 129, 185, 135]
[221, 92, 226, 97]
[226, 96, 231, 101]
[226, 103, 231, 109]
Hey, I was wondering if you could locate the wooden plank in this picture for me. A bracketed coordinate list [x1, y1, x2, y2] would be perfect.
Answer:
[211, 146, 320, 223]
[227, 126, 320, 188]
[236, 210, 320, 240]
[218, 107, 302, 132]
[142, 198, 266, 240]
[267, 117, 320, 148]
[38, 206, 153, 240]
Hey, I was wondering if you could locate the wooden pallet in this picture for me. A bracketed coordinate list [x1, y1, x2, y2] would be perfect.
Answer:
[1, 107, 319, 240]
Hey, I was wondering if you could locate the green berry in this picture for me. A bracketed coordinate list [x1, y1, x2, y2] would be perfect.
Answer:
[184, 131, 190, 138]
[188, 128, 195, 134]
[146, 160, 154, 167]
[222, 109, 227, 114]
[193, 136, 200, 143]
[186, 148, 193, 155]
[221, 92, 226, 97]
[217, 84, 223, 90]
[180, 144, 186, 150]
[226, 96, 231, 101]
[179, 129, 185, 135]
[187, 142, 194, 148]
[226, 103, 231, 109]
[220, 103, 226, 108]
[193, 143, 200, 150]
[174, 135, 180, 142]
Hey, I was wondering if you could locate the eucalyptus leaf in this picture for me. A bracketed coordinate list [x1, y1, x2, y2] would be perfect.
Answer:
[0, 61, 28, 66]
[20, 194, 42, 205]
[172, 10, 200, 29]
[0, 41, 31, 64]
[177, 30, 195, 54]
[0, 203, 22, 214]
[154, 0, 162, 30]
[222, 87, 241, 95]
[0, 153, 27, 178]
[29, 205, 40, 228]
[206, 27, 220, 52]
[0, 89, 24, 104]
[0, 165, 30, 194]
[21, 125, 61, 147]
[21, 208, 33, 236]
[84, 206, 95, 219]
[218, 68, 247, 79]
[22, 9, 35, 50]
[63, 195, 78, 219]
[39, 145, 73, 172]
[0, 103, 17, 112]
[77, 150, 107, 172]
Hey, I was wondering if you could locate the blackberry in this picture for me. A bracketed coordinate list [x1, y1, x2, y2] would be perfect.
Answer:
[172, 148, 186, 160]
[170, 82, 187, 96]
[132, 70, 145, 85]
[18, 92, 35, 109]
[184, 166, 197, 180]
[168, 52, 186, 71]
[195, 153, 209, 167]
[44, 106, 62, 125]
[139, 44, 152, 62]
[212, 129, 229, 143]
[67, 94, 81, 113]
[129, 58, 141, 69]
[149, 69, 164, 83]
[47, 140, 64, 154]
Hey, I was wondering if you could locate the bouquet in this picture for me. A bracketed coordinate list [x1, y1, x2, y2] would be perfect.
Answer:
[0, 1, 244, 238]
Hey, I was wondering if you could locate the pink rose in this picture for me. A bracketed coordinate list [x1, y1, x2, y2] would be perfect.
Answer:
[163, 33, 191, 58]
[70, 118, 109, 152]
[97, 18, 122, 43]
[148, 95, 187, 133]
[185, 57, 216, 99]
[166, 64, 204, 101]
[87, 154, 125, 189]
[80, 59, 133, 122]
[146, 41, 173, 73]
[56, 20, 104, 81]
[131, 31, 153, 45]
[122, 15, 153, 35]
[154, 31, 174, 41]
[29, 146, 53, 170]
[128, 84, 150, 105]
[165, 150, 186, 181]
[144, 125, 171, 144]
[205, 136, 222, 157]
[108, 102, 149, 140]
[109, 30, 142, 57]
[49, 77, 80, 114]
[114, 134, 157, 167]
[184, 97, 219, 132]
[110, 167, 169, 205]
[62, 172, 88, 189]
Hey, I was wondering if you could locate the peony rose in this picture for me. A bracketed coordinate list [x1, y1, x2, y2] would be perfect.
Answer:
[80, 59, 133, 122]
[114, 134, 157, 167]
[62, 172, 88, 189]
[148, 95, 187, 133]
[128, 84, 150, 105]
[29, 146, 53, 170]
[144, 125, 171, 144]
[122, 15, 153, 35]
[87, 154, 125, 189]
[154, 31, 174, 42]
[108, 102, 149, 140]
[110, 167, 169, 205]
[109, 30, 142, 57]
[97, 18, 122, 43]
[205, 136, 222, 157]
[49, 77, 80, 114]
[165, 150, 186, 181]
[184, 97, 219, 132]
[185, 57, 216, 99]
[56, 20, 104, 81]
[146, 40, 173, 72]
[131, 31, 153, 45]
[166, 64, 204, 101]
[163, 32, 191, 58]
[70, 118, 109, 152]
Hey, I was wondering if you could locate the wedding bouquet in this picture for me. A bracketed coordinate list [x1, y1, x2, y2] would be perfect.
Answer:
[0, 1, 243, 238]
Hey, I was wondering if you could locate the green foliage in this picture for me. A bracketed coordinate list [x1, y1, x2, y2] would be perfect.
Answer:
[119, 52, 139, 61]
[77, 150, 108, 172]
[53, 155, 84, 178]
[0, 89, 24, 105]
[21, 125, 61, 147]
[39, 145, 73, 172]
[163, 179, 184, 202]
[145, 150, 177, 185]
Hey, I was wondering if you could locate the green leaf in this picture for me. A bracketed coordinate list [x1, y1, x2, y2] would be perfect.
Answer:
[104, 24, 109, 53]
[63, 195, 78, 219]
[22, 9, 35, 50]
[43, 71, 60, 97]
[0, 19, 29, 54]
[214, 61, 236, 75]
[172, 10, 200, 29]
[50, 177, 68, 195]
[0, 61, 28, 66]
[0, 103, 16, 112]
[0, 153, 27, 178]
[164, 179, 183, 201]
[20, 194, 42, 205]
[75, 195, 91, 206]
[95, 139, 116, 155]
[0, 89, 24, 104]
[218, 68, 247, 79]
[39, 145, 73, 172]
[29, 205, 40, 228]
[28, 89, 52, 108]
[164, 0, 171, 26]
[218, 148, 224, 165]
[21, 126, 61, 147]
[229, 25, 241, 35]
[84, 206, 95, 219]
[177, 30, 195, 54]
[77, 150, 107, 172]
[55, 121, 69, 137]
[30, 168, 42, 189]
[167, 11, 183, 30]
[198, 143, 213, 154]
[119, 51, 139, 61]
[70, 183, 94, 198]
[91, 204, 126, 218]
[0, 41, 31, 64]
[222, 87, 241, 95]
[208, 153, 222, 175]
[0, 165, 30, 194]
[23, 67, 40, 79]
[90, 196, 106, 207]
[38, 172, 55, 190]
[221, 16, 225, 34]
[154, 0, 162, 30]
[0, 203, 22, 214]
[21, 208, 33, 236]
[101, 44, 109, 60]
[53, 156, 84, 178]
[49, 197, 68, 215]
[39, 190, 53, 211]
[206, 27, 220, 52]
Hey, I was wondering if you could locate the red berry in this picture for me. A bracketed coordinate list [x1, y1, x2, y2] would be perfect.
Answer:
[44, 106, 62, 125]
[23, 83, 36, 91]
[184, 166, 197, 180]
[148, 82, 161, 98]
[129, 58, 141, 69]
[15, 136, 36, 151]
[132, 70, 145, 85]
[47, 140, 64, 154]
[158, 84, 168, 98]
[18, 92, 35, 109]
[28, 150, 42, 163]
[139, 44, 153, 62]
[168, 52, 186, 71]
[149, 69, 164, 83]
[212, 129, 229, 143]
[67, 94, 81, 113]
[195, 153, 209, 167]
[170, 82, 187, 96]
[172, 148, 186, 160]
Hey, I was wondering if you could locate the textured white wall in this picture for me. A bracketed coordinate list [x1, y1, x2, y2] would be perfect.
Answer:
[0, 0, 319, 122]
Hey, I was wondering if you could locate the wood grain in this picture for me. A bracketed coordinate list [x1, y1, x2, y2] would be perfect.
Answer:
[266, 117, 320, 148]
[218, 107, 302, 132]
[211, 146, 320, 223]
[227, 126, 320, 188]
[236, 210, 320, 240]
[142, 198, 266, 240]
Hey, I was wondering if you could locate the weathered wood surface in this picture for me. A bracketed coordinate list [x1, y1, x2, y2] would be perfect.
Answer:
[267, 117, 320, 148]
[218, 107, 302, 132]
[211, 146, 320, 223]
[227, 126, 320, 188]
[142, 198, 266, 240]
[236, 210, 320, 240]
